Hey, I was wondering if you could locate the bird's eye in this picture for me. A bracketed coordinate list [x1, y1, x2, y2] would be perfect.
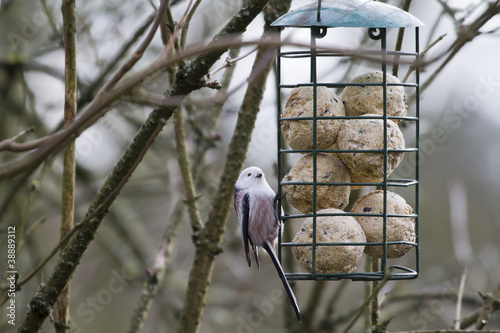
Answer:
[247, 173, 252, 177]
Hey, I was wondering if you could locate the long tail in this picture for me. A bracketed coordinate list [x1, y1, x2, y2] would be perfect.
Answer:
[262, 242, 302, 323]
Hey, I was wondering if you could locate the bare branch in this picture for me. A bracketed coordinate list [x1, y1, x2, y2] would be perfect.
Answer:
[208, 45, 259, 79]
[6, 1, 499, 180]
[392, 0, 412, 77]
[175, 9, 280, 333]
[180, 0, 203, 48]
[403, 33, 447, 83]
[17, 0, 274, 330]
[92, 0, 170, 101]
[476, 282, 500, 329]
[174, 108, 203, 234]
[17, 113, 166, 330]
[79, 12, 156, 106]
[435, 0, 461, 28]
[0, 127, 43, 152]
[15, 128, 164, 291]
[342, 268, 394, 333]
[421, 0, 500, 92]
[55, 0, 78, 330]
[127, 200, 184, 333]
[371, 259, 381, 329]
[453, 268, 468, 330]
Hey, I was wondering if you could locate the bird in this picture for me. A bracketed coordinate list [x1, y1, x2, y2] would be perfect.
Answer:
[234, 166, 301, 322]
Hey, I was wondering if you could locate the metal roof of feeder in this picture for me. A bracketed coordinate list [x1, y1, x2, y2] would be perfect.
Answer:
[271, 0, 423, 28]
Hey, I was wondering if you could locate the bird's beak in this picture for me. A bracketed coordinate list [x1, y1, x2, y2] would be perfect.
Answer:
[256, 173, 263, 178]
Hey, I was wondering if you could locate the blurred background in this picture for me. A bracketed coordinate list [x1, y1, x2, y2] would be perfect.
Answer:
[1, 0, 499, 332]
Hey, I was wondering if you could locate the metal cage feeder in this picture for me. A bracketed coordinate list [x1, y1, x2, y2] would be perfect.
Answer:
[271, 0, 423, 281]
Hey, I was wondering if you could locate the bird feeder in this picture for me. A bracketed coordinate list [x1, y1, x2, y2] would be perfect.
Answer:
[272, 0, 423, 281]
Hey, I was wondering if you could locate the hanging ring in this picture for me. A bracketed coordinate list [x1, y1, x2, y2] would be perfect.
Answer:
[312, 26, 327, 38]
[368, 28, 384, 40]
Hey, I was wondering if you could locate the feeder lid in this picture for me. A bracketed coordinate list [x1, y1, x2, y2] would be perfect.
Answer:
[271, 0, 423, 28]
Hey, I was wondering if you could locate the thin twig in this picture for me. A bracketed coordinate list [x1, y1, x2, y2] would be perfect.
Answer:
[79, 12, 156, 106]
[398, 329, 498, 333]
[371, 259, 381, 329]
[435, 0, 461, 28]
[384, 292, 479, 306]
[156, 0, 193, 64]
[93, 0, 170, 101]
[0, 30, 468, 180]
[322, 278, 349, 323]
[364, 257, 374, 331]
[16, 117, 165, 290]
[421, 0, 500, 93]
[127, 200, 185, 333]
[461, 298, 500, 329]
[425, 6, 446, 48]
[392, 0, 412, 77]
[17, 112, 166, 330]
[342, 268, 394, 333]
[403, 33, 447, 83]
[208, 45, 259, 78]
[180, 0, 202, 49]
[0, 0, 171, 179]
[40, 0, 59, 35]
[17, 217, 47, 250]
[453, 267, 468, 329]
[174, 108, 203, 234]
[475, 282, 500, 329]
[303, 280, 326, 322]
[18, 159, 54, 248]
[0, 127, 42, 152]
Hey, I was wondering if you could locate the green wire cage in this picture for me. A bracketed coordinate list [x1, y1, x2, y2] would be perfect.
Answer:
[272, 0, 423, 281]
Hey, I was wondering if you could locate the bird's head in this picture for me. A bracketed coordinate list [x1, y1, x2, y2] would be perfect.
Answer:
[236, 166, 267, 189]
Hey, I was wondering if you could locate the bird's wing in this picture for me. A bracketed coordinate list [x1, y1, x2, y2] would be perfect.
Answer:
[262, 241, 302, 322]
[234, 186, 242, 213]
[241, 192, 252, 267]
[273, 192, 281, 222]
[273, 192, 285, 232]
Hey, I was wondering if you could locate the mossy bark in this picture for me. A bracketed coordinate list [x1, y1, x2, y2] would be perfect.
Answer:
[175, 1, 292, 331]
[17, 0, 270, 331]
[56, 1, 77, 331]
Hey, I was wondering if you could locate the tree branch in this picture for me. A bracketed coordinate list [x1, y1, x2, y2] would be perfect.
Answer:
[398, 329, 498, 333]
[126, 200, 184, 333]
[0, 127, 44, 152]
[174, 108, 203, 234]
[17, 115, 167, 332]
[180, 0, 203, 49]
[78, 12, 156, 107]
[475, 282, 500, 329]
[175, 6, 280, 333]
[55, 0, 78, 331]
[0, 0, 170, 180]
[403, 33, 447, 83]
[17, 0, 272, 331]
[421, 0, 500, 93]
[392, 0, 412, 77]
[453, 268, 468, 330]
[371, 259, 381, 329]
[342, 268, 394, 333]
[126, 40, 243, 333]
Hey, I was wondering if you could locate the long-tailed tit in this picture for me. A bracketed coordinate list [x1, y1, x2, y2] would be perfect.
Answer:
[234, 166, 301, 322]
